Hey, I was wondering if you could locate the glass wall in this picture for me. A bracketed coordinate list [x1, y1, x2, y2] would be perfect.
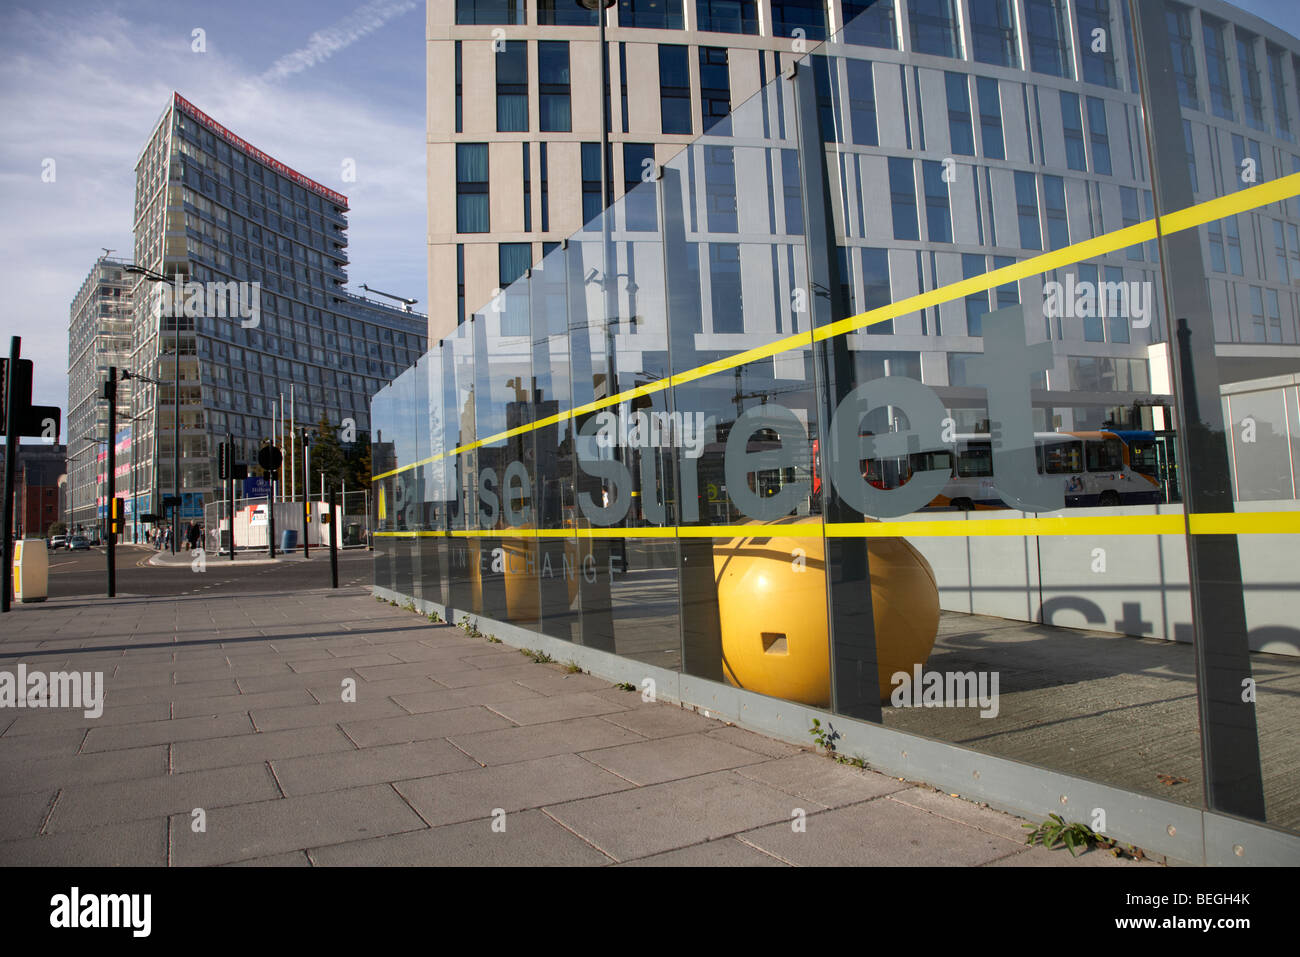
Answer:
[382, 1, 1300, 836]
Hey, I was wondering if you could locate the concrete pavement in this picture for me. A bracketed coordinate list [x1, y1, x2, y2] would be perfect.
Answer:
[0, 584, 1151, 866]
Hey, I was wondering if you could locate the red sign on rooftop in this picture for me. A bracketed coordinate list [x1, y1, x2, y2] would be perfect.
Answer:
[172, 93, 349, 209]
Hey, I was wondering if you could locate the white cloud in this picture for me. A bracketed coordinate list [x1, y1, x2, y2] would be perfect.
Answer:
[260, 0, 419, 82]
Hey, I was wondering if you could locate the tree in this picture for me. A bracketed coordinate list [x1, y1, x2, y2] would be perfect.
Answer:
[311, 412, 347, 493]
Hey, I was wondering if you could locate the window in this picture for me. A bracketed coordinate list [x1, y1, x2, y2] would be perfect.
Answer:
[908, 0, 958, 58]
[1166, 3, 1199, 109]
[537, 0, 597, 24]
[1075, 0, 1117, 87]
[1120, 186, 1141, 261]
[847, 60, 878, 146]
[1086, 97, 1111, 175]
[1238, 30, 1266, 131]
[1267, 46, 1293, 141]
[771, 0, 827, 41]
[704, 145, 738, 232]
[499, 243, 530, 290]
[962, 253, 988, 336]
[1061, 92, 1087, 171]
[968, 0, 1017, 68]
[1203, 16, 1234, 120]
[456, 144, 489, 234]
[1225, 216, 1244, 275]
[709, 243, 743, 332]
[1015, 172, 1041, 250]
[582, 143, 604, 228]
[455, 0, 524, 24]
[782, 150, 804, 234]
[1043, 175, 1068, 250]
[619, 0, 684, 29]
[455, 41, 463, 133]
[699, 47, 731, 134]
[696, 0, 758, 34]
[456, 245, 466, 326]
[1078, 264, 1104, 341]
[843, 0, 896, 49]
[994, 255, 1019, 307]
[1207, 219, 1227, 273]
[539, 142, 550, 232]
[977, 77, 1004, 159]
[888, 157, 919, 241]
[623, 142, 657, 231]
[538, 41, 571, 132]
[812, 54, 840, 142]
[496, 41, 528, 132]
[522, 142, 532, 232]
[946, 72, 974, 156]
[1104, 266, 1129, 343]
[659, 45, 692, 134]
[922, 160, 952, 243]
[1026, 0, 1071, 78]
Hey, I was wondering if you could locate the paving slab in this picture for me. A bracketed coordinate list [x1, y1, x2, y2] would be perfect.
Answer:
[390, 681, 543, 716]
[171, 725, 357, 773]
[736, 797, 1025, 867]
[619, 837, 790, 867]
[249, 698, 408, 733]
[886, 786, 1038, 844]
[545, 769, 805, 862]
[485, 691, 630, 726]
[0, 744, 169, 796]
[82, 712, 254, 752]
[0, 818, 168, 867]
[0, 788, 58, 841]
[272, 739, 479, 796]
[46, 764, 281, 833]
[733, 753, 913, 808]
[395, 753, 634, 827]
[450, 716, 647, 766]
[600, 703, 726, 739]
[167, 785, 428, 866]
[340, 706, 515, 747]
[172, 688, 316, 719]
[308, 809, 612, 866]
[578, 732, 771, 786]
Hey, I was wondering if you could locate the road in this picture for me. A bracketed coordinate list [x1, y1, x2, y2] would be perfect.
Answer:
[40, 545, 374, 598]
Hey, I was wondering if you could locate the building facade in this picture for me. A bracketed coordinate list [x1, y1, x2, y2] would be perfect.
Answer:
[0, 444, 66, 540]
[120, 94, 428, 535]
[67, 256, 135, 535]
[386, 0, 1300, 863]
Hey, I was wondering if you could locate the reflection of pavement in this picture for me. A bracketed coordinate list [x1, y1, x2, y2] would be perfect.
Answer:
[883, 611, 1300, 831]
[609, 567, 681, 672]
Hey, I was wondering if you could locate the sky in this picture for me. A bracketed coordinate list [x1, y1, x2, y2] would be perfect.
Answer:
[1, 0, 1299, 430]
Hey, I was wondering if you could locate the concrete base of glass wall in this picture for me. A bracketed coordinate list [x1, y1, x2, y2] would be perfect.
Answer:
[374, 583, 1300, 867]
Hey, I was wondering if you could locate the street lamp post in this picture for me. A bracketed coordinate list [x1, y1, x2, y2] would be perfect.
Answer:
[125, 265, 182, 554]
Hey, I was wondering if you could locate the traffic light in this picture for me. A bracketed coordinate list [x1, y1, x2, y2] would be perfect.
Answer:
[109, 497, 123, 535]
[217, 441, 229, 480]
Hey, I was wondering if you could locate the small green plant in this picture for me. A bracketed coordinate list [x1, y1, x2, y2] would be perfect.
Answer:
[459, 615, 483, 638]
[613, 681, 636, 691]
[836, 754, 869, 769]
[426, 610, 444, 623]
[403, 600, 417, 613]
[1024, 814, 1101, 857]
[809, 718, 841, 756]
[521, 648, 553, 663]
[485, 634, 502, 643]
[564, 661, 583, 674]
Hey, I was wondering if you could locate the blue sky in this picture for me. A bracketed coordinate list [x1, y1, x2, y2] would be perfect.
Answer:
[1, 0, 1298, 422]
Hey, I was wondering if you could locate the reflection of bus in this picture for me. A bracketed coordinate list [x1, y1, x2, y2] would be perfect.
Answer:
[930, 430, 1172, 510]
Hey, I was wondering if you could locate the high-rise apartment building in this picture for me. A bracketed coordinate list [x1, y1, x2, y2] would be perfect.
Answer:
[117, 93, 427, 532]
[67, 255, 134, 534]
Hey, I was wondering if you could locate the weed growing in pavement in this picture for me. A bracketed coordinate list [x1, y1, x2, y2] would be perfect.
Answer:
[564, 661, 582, 674]
[426, 610, 444, 623]
[485, 635, 502, 643]
[459, 615, 483, 638]
[521, 648, 553, 663]
[613, 681, 636, 691]
[1024, 814, 1101, 857]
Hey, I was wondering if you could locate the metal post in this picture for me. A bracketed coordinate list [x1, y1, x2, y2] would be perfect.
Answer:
[329, 488, 339, 588]
[228, 431, 235, 562]
[268, 478, 277, 558]
[301, 427, 310, 557]
[105, 367, 117, 598]
[172, 276, 180, 555]
[2, 336, 20, 613]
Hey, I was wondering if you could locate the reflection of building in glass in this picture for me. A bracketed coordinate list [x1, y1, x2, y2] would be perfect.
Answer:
[124, 94, 427, 527]
[431, 0, 1300, 434]
[399, 1, 1300, 855]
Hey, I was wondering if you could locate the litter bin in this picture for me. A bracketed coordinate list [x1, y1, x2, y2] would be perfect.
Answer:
[13, 538, 49, 603]
[280, 528, 298, 552]
[344, 523, 362, 547]
[220, 529, 232, 553]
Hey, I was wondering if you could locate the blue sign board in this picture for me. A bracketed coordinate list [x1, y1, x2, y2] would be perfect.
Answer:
[243, 477, 272, 498]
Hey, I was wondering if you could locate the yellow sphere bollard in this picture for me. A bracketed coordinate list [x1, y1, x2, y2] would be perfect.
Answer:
[713, 518, 940, 706]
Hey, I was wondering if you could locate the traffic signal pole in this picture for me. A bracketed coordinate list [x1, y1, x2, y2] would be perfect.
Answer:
[301, 427, 310, 558]
[228, 432, 235, 562]
[2, 337, 20, 614]
[105, 367, 117, 598]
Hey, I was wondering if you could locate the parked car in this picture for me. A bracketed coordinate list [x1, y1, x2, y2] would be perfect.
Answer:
[48, 535, 67, 550]
[67, 536, 91, 550]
